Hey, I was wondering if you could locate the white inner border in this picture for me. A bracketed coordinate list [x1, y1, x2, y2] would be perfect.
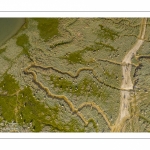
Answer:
[0, 12, 150, 17]
[0, 133, 149, 138]
[1, 0, 150, 12]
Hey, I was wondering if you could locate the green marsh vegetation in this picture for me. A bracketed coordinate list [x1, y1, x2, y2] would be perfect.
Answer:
[0, 74, 86, 132]
[33, 18, 59, 41]
[0, 48, 6, 55]
[0, 74, 19, 95]
[98, 24, 119, 41]
[16, 34, 30, 57]
[62, 50, 86, 64]
[0, 74, 20, 122]
[61, 41, 118, 64]
[50, 74, 109, 100]
[17, 87, 86, 132]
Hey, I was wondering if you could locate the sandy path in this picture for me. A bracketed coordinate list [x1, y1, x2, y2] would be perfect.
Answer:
[113, 18, 147, 131]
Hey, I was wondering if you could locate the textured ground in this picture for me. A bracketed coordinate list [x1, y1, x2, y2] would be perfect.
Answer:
[0, 18, 150, 132]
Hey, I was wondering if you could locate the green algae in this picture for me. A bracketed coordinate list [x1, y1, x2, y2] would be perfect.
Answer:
[17, 86, 86, 132]
[0, 73, 87, 132]
[17, 86, 55, 132]
[0, 96, 16, 122]
[84, 41, 118, 52]
[67, 51, 85, 64]
[33, 18, 59, 41]
[0, 74, 20, 122]
[61, 41, 117, 64]
[50, 75, 72, 90]
[50, 38, 73, 49]
[50, 74, 109, 99]
[62, 50, 86, 64]
[1, 55, 11, 62]
[88, 118, 98, 132]
[0, 48, 6, 55]
[98, 24, 119, 41]
[94, 42, 118, 52]
[62, 118, 85, 132]
[103, 70, 115, 79]
[16, 34, 30, 57]
[0, 74, 19, 95]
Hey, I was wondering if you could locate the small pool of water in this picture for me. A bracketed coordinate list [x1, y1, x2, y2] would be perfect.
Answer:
[0, 18, 25, 47]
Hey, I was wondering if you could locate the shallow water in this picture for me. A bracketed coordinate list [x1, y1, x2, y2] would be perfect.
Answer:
[0, 18, 25, 47]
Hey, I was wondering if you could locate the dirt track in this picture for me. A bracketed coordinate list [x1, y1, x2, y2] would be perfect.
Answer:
[112, 18, 147, 132]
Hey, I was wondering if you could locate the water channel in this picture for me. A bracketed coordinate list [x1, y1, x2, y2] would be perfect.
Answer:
[0, 18, 25, 47]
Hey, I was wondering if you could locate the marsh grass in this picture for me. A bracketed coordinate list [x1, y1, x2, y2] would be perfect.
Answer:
[33, 18, 59, 41]
[16, 34, 30, 57]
